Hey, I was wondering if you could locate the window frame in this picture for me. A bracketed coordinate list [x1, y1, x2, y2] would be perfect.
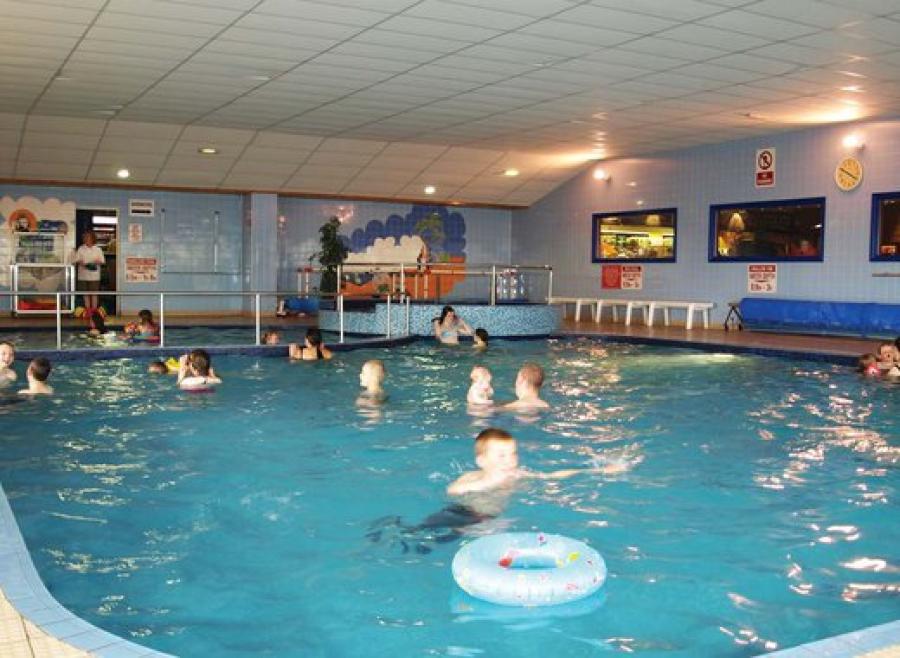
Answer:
[708, 196, 826, 263]
[870, 191, 900, 261]
[591, 206, 677, 264]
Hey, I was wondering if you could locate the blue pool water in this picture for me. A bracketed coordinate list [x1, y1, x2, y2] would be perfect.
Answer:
[0, 340, 898, 657]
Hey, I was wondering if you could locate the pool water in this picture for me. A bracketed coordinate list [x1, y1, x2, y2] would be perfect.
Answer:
[0, 326, 332, 350]
[1, 340, 898, 657]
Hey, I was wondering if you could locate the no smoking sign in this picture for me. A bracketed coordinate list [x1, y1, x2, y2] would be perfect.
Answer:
[755, 147, 775, 187]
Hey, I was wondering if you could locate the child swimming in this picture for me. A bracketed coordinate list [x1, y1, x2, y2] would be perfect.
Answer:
[177, 349, 222, 391]
[858, 353, 880, 377]
[473, 328, 489, 350]
[289, 328, 333, 360]
[19, 357, 53, 396]
[503, 362, 549, 411]
[357, 359, 387, 405]
[124, 309, 160, 342]
[262, 330, 281, 345]
[467, 366, 494, 406]
[0, 341, 17, 385]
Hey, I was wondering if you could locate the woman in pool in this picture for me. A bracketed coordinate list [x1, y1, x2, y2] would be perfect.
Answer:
[432, 306, 474, 345]
[289, 327, 333, 361]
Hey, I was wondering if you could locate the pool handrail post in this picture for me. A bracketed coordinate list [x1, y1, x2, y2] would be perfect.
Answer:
[386, 294, 391, 338]
[55, 292, 61, 350]
[339, 294, 345, 343]
[547, 267, 553, 304]
[159, 293, 165, 348]
[255, 293, 261, 345]
[490, 265, 497, 306]
[405, 295, 411, 335]
[399, 263, 405, 299]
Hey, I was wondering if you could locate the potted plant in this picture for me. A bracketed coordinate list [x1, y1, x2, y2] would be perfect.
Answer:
[316, 216, 349, 295]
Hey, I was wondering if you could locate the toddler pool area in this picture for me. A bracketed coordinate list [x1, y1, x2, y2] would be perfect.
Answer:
[1, 339, 899, 657]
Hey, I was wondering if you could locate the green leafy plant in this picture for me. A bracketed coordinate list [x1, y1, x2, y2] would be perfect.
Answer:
[316, 216, 349, 295]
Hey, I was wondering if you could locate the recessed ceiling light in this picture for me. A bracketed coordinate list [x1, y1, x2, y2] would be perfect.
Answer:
[424, 185, 436, 195]
[53, 75, 72, 82]
[842, 133, 864, 149]
[92, 109, 116, 116]
[592, 112, 607, 120]
[249, 74, 272, 81]
[593, 168, 609, 181]
[627, 181, 637, 187]
[116, 168, 130, 179]
[636, 199, 645, 206]
[503, 168, 519, 177]
[840, 85, 863, 92]
[198, 147, 218, 155]
[837, 70, 866, 78]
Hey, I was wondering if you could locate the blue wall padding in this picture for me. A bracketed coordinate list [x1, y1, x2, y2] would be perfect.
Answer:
[284, 297, 319, 313]
[740, 298, 900, 336]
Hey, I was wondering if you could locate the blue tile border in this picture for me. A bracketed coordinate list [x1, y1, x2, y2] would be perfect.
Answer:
[0, 482, 174, 657]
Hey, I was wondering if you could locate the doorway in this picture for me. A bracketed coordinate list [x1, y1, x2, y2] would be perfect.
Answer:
[75, 208, 118, 316]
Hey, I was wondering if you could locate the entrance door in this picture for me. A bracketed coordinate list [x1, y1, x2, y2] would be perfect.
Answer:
[75, 208, 118, 316]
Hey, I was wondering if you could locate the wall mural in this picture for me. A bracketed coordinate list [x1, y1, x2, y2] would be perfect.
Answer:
[0, 196, 75, 291]
[341, 205, 466, 297]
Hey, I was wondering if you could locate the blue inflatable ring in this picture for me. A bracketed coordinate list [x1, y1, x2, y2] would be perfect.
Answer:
[452, 532, 606, 607]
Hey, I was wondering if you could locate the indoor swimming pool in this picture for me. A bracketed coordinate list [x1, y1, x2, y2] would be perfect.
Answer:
[0, 339, 897, 657]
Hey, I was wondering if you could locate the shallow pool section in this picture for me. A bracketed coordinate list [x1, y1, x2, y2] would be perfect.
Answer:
[0, 340, 898, 657]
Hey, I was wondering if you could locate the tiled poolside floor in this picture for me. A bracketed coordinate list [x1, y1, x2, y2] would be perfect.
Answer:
[559, 317, 880, 359]
[0, 590, 91, 658]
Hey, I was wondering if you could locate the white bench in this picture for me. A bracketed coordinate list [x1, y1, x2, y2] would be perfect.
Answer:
[550, 296, 599, 322]
[595, 299, 651, 326]
[647, 301, 714, 330]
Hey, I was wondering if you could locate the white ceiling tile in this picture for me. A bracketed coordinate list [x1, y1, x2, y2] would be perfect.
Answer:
[488, 33, 597, 58]
[155, 168, 227, 185]
[221, 173, 289, 188]
[377, 15, 501, 41]
[405, 1, 534, 29]
[589, 0, 723, 21]
[618, 36, 729, 62]
[106, 0, 242, 23]
[16, 161, 89, 179]
[518, 21, 638, 47]
[93, 150, 169, 167]
[555, 4, 678, 33]
[0, 1, 98, 24]
[1, 16, 89, 37]
[745, 42, 845, 66]
[745, 0, 875, 29]
[699, 10, 821, 40]
[254, 0, 392, 26]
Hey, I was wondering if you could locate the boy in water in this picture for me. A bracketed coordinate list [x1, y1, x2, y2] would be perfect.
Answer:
[0, 341, 17, 385]
[357, 359, 387, 405]
[467, 366, 493, 406]
[19, 357, 53, 396]
[503, 362, 549, 411]
[177, 349, 222, 390]
[473, 328, 489, 350]
[448, 428, 629, 497]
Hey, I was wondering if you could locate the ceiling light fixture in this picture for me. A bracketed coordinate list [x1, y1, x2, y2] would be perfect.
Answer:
[842, 133, 864, 149]
[636, 199, 645, 206]
[837, 70, 866, 78]
[424, 185, 436, 195]
[53, 75, 72, 81]
[116, 168, 130, 179]
[840, 85, 863, 92]
[627, 181, 637, 187]
[593, 168, 610, 181]
[592, 112, 607, 120]
[249, 74, 272, 81]
[503, 168, 519, 177]
[198, 147, 219, 155]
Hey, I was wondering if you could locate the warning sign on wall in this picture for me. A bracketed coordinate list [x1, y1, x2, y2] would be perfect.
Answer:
[621, 265, 643, 290]
[748, 264, 777, 293]
[755, 148, 775, 187]
[601, 264, 643, 290]
[601, 265, 621, 289]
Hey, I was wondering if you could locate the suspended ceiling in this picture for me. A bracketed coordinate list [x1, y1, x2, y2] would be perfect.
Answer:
[2, 0, 900, 206]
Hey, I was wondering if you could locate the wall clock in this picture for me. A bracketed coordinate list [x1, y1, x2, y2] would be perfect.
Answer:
[835, 156, 863, 191]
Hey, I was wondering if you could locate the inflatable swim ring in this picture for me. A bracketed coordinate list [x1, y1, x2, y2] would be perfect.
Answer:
[452, 532, 606, 607]
[165, 357, 180, 374]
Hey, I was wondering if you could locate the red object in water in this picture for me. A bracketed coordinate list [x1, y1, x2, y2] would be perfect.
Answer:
[498, 555, 513, 568]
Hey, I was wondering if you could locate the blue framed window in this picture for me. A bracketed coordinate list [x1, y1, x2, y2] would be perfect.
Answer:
[592, 207, 676, 263]
[709, 197, 825, 262]
[870, 192, 900, 261]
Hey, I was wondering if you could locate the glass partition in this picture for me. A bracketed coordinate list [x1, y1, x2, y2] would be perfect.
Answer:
[592, 207, 677, 263]
[709, 197, 824, 262]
